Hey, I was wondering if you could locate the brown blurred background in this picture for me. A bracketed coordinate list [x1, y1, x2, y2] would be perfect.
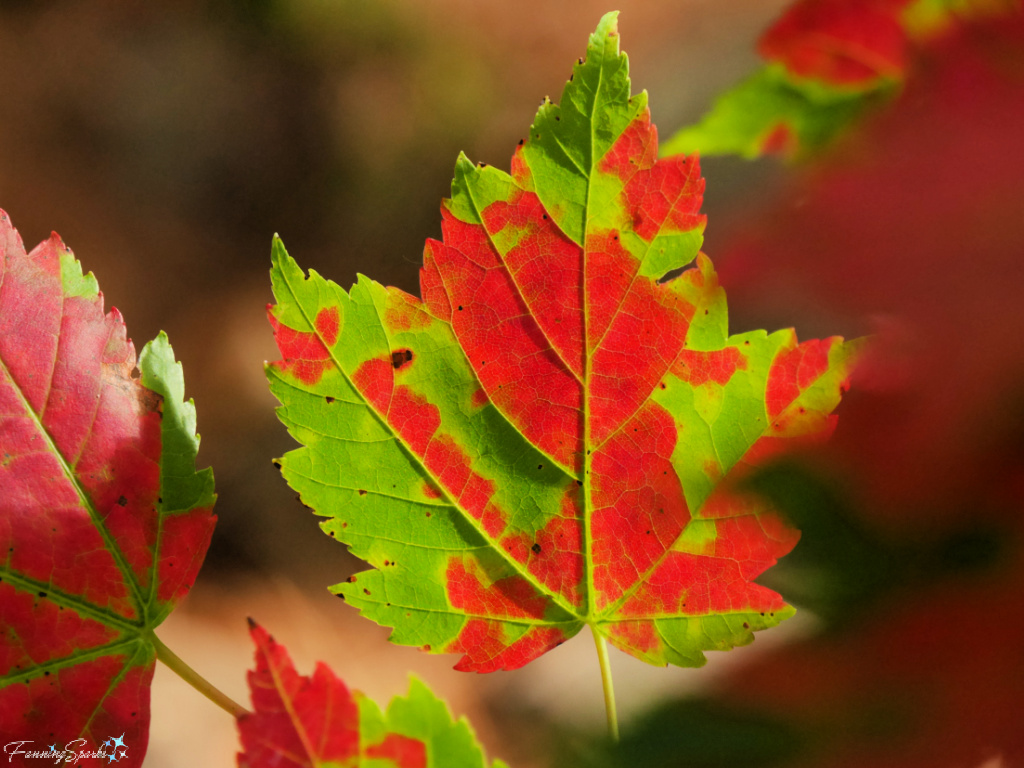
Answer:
[0, 2, 795, 766]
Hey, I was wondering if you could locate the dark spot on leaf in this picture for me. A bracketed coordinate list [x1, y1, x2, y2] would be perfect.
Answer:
[157, 497, 162, 504]
[760, 612, 765, 616]
[660, 382, 667, 389]
[576, 480, 583, 486]
[542, 214, 548, 220]
[347, 576, 357, 583]
[422, 644, 431, 651]
[363, 588, 371, 595]
[538, 464, 543, 470]
[704, 309, 709, 315]
[518, 139, 524, 146]
[426, 511, 432, 518]
[38, 592, 46, 598]
[386, 602, 391, 607]
[743, 622, 749, 629]
[383, 560, 390, 566]
[117, 496, 127, 507]
[646, 530, 651, 535]
[272, 460, 282, 469]
[337, 594, 345, 601]
[458, 305, 463, 311]
[326, 396, 335, 404]
[532, 543, 542, 555]
[744, 340, 750, 345]
[342, 522, 348, 528]
[329, 531, 335, 538]
[358, 489, 367, 496]
[392, 348, 413, 369]
[43, 671, 50, 677]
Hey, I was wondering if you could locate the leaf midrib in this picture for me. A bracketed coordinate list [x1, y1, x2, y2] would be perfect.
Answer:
[0, 354, 146, 620]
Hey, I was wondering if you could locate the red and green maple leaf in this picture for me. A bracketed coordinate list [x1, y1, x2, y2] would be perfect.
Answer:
[266, 13, 859, 673]
[661, 0, 1019, 159]
[0, 212, 216, 763]
[238, 620, 508, 768]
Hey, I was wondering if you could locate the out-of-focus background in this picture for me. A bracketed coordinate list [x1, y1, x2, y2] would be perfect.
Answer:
[3, 1, 1023, 766]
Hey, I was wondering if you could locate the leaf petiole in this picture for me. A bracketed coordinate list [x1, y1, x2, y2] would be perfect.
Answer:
[590, 624, 620, 742]
[151, 632, 249, 718]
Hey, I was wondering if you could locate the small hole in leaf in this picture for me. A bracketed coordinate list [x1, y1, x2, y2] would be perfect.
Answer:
[391, 349, 414, 369]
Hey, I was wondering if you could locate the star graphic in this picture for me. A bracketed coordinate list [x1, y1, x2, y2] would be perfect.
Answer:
[109, 734, 126, 751]
[47, 745, 57, 753]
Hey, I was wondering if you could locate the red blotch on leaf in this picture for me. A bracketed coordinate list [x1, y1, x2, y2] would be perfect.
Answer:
[598, 110, 707, 241]
[268, 308, 334, 386]
[591, 403, 689, 609]
[365, 734, 427, 768]
[766, 336, 837, 418]
[673, 347, 748, 386]
[445, 560, 548, 620]
[447, 619, 567, 673]
[314, 306, 340, 347]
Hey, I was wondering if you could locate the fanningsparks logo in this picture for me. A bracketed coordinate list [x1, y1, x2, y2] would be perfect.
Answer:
[4, 736, 129, 765]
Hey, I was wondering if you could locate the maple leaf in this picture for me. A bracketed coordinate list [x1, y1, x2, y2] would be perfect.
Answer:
[660, 0, 1020, 159]
[266, 12, 859, 672]
[238, 620, 508, 768]
[0, 211, 216, 764]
